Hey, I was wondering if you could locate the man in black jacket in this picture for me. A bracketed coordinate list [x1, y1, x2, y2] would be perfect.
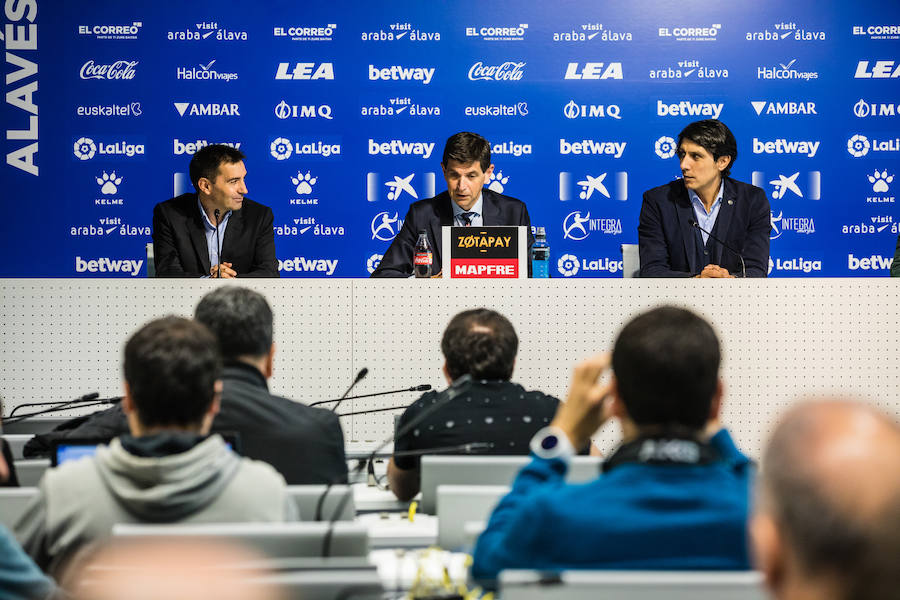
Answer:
[371, 132, 533, 277]
[152, 144, 278, 278]
[25, 288, 348, 485]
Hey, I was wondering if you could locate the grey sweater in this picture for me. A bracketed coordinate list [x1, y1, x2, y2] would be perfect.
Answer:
[14, 435, 296, 578]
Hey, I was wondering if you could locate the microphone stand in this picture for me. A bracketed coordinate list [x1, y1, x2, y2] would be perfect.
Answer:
[4, 398, 121, 425]
[690, 220, 747, 278]
[309, 384, 430, 407]
[336, 404, 410, 418]
[213, 208, 221, 278]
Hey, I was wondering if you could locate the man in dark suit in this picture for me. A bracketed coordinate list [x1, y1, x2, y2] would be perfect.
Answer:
[639, 119, 770, 278]
[371, 132, 533, 277]
[152, 144, 278, 278]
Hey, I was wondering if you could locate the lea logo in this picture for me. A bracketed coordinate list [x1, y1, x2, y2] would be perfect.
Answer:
[854, 61, 900, 78]
[564, 62, 623, 79]
[275, 62, 334, 80]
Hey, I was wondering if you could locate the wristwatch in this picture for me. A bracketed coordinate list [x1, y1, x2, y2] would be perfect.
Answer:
[530, 426, 576, 460]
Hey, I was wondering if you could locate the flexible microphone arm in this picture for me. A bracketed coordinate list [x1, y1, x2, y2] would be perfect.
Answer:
[4, 396, 121, 424]
[336, 404, 410, 418]
[329, 368, 368, 413]
[213, 208, 221, 278]
[7, 392, 101, 417]
[310, 384, 431, 407]
[319, 375, 473, 555]
[689, 220, 747, 279]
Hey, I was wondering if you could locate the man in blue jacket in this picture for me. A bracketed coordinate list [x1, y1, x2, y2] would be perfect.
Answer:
[473, 306, 753, 583]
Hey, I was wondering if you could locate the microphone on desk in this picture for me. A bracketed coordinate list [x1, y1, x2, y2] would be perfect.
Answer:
[689, 219, 746, 279]
[317, 374, 474, 556]
[364, 441, 490, 488]
[329, 368, 368, 413]
[309, 382, 430, 408]
[3, 393, 121, 424]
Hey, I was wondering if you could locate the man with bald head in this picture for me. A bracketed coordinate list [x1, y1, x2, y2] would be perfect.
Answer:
[752, 401, 900, 600]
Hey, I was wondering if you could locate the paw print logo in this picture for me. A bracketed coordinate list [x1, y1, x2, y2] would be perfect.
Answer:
[488, 171, 509, 193]
[73, 137, 96, 160]
[291, 171, 317, 195]
[96, 171, 123, 195]
[366, 253, 383, 274]
[654, 136, 676, 159]
[557, 253, 580, 277]
[847, 134, 870, 158]
[270, 137, 292, 160]
[868, 170, 894, 193]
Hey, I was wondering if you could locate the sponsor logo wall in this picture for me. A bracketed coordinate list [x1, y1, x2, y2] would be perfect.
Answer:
[2, 1, 898, 277]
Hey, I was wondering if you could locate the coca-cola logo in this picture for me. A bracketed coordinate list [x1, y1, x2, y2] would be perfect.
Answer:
[80, 60, 139, 80]
[468, 61, 526, 81]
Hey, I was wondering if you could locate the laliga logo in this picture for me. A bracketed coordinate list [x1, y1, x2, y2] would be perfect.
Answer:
[367, 253, 383, 274]
[655, 136, 677, 159]
[74, 137, 97, 160]
[558, 254, 580, 277]
[270, 137, 292, 160]
[847, 134, 870, 157]
[371, 212, 400, 241]
[563, 211, 591, 240]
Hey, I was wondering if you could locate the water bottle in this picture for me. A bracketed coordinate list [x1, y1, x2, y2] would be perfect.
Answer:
[531, 226, 550, 278]
[414, 230, 433, 278]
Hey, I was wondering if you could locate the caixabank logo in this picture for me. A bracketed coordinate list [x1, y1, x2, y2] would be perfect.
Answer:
[649, 59, 728, 80]
[361, 22, 441, 42]
[745, 21, 826, 41]
[270, 137, 341, 160]
[751, 171, 821, 200]
[367, 172, 436, 202]
[167, 21, 248, 41]
[362, 97, 440, 118]
[559, 172, 628, 202]
[552, 22, 633, 42]
[73, 136, 145, 161]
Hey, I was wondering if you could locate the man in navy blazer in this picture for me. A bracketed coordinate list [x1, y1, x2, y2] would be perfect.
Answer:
[639, 120, 770, 278]
[152, 144, 278, 278]
[371, 132, 533, 277]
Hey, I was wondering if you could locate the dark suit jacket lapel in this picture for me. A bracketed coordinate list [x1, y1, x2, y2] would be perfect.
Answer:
[188, 201, 211, 274]
[221, 208, 244, 266]
[711, 178, 737, 266]
[430, 192, 454, 271]
[673, 182, 697, 273]
[481, 189, 501, 225]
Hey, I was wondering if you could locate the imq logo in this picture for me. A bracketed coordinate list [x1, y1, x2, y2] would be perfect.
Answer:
[853, 99, 900, 118]
[564, 101, 621, 119]
[275, 101, 333, 120]
[564, 62, 623, 79]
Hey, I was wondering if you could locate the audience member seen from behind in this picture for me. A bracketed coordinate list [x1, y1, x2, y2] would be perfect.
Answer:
[15, 316, 296, 580]
[388, 308, 562, 501]
[194, 286, 348, 484]
[473, 306, 754, 583]
[752, 400, 900, 600]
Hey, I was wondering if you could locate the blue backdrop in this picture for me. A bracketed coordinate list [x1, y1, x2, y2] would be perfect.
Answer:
[2, 0, 899, 277]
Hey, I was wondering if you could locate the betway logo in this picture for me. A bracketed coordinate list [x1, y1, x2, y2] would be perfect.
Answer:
[174, 102, 240, 116]
[75, 256, 143, 276]
[657, 100, 722, 119]
[368, 139, 434, 159]
[275, 62, 334, 80]
[174, 139, 241, 155]
[752, 137, 819, 157]
[278, 256, 338, 275]
[368, 64, 434, 84]
[560, 138, 626, 158]
[847, 254, 892, 271]
[854, 60, 900, 78]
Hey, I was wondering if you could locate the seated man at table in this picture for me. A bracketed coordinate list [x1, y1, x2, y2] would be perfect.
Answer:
[472, 306, 753, 583]
[752, 400, 900, 600]
[371, 132, 533, 277]
[152, 144, 278, 278]
[638, 119, 770, 277]
[387, 309, 561, 501]
[15, 316, 295, 579]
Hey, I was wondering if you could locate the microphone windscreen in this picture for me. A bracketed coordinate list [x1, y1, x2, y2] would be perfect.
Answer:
[355, 367, 368, 382]
[416, 384, 432, 391]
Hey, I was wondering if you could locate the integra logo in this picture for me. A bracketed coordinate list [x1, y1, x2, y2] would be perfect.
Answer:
[80, 60, 138, 80]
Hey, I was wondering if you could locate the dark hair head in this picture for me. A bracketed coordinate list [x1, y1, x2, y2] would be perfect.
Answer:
[189, 144, 246, 192]
[611, 306, 720, 430]
[441, 309, 518, 381]
[123, 316, 222, 428]
[677, 119, 737, 177]
[761, 403, 900, 600]
[194, 287, 273, 360]
[442, 132, 491, 172]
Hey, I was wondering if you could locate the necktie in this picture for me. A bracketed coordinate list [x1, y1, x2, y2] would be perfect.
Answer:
[460, 212, 475, 226]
